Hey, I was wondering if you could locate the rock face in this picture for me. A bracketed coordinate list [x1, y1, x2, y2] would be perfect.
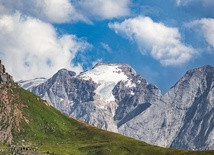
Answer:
[0, 60, 13, 84]
[165, 65, 214, 150]
[0, 60, 21, 144]
[21, 63, 214, 150]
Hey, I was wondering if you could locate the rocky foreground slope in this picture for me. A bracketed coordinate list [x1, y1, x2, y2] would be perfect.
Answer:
[21, 63, 214, 150]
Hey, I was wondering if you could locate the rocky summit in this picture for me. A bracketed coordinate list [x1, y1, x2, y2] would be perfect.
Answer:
[20, 63, 214, 150]
[0, 60, 13, 85]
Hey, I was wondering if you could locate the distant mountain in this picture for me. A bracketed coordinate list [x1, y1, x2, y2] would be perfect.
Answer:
[20, 63, 214, 150]
[2, 61, 213, 154]
[18, 77, 47, 90]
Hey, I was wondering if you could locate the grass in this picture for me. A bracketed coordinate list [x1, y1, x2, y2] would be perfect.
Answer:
[4, 86, 213, 155]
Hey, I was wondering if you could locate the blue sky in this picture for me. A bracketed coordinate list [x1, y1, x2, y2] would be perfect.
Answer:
[0, 0, 213, 93]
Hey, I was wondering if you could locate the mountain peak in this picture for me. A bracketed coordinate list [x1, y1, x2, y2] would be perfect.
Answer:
[170, 65, 214, 90]
[92, 62, 106, 68]
[196, 65, 213, 73]
[92, 62, 137, 76]
[79, 63, 137, 103]
[186, 65, 214, 74]
[80, 62, 137, 86]
[0, 60, 13, 85]
[55, 68, 76, 77]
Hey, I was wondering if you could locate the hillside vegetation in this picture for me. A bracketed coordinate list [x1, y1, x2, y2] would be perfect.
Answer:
[0, 84, 213, 155]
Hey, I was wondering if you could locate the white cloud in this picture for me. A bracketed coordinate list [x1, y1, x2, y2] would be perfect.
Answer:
[76, 0, 130, 20]
[101, 43, 112, 52]
[187, 18, 214, 49]
[37, 0, 84, 23]
[0, 13, 90, 80]
[0, 0, 85, 23]
[0, 0, 130, 23]
[109, 16, 195, 66]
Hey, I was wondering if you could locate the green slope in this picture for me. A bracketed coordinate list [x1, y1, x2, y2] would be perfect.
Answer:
[0, 84, 213, 155]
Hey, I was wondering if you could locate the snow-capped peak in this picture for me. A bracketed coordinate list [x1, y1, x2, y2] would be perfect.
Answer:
[79, 63, 135, 102]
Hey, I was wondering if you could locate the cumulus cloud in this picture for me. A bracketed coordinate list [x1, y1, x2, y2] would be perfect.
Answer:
[0, 0, 85, 23]
[109, 16, 195, 66]
[76, 0, 130, 20]
[0, 13, 90, 80]
[187, 18, 214, 48]
[0, 0, 130, 23]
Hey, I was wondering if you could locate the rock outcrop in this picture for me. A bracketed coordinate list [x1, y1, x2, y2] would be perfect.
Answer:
[0, 60, 21, 144]
[0, 60, 13, 85]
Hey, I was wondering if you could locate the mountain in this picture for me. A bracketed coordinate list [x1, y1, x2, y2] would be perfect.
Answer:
[2, 61, 213, 154]
[164, 65, 214, 150]
[18, 77, 47, 90]
[28, 63, 163, 134]
[19, 63, 214, 150]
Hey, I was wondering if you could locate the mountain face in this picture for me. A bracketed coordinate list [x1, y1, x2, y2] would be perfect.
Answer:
[20, 63, 214, 150]
[165, 65, 214, 150]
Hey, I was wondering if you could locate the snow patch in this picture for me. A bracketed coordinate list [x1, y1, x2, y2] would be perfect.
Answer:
[125, 80, 136, 88]
[130, 91, 135, 95]
[80, 64, 129, 102]
[18, 78, 47, 90]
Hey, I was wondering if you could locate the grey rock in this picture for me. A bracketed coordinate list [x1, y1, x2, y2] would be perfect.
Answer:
[0, 60, 13, 85]
[165, 65, 214, 150]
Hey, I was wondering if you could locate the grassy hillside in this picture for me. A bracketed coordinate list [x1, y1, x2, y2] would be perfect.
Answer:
[0, 84, 213, 155]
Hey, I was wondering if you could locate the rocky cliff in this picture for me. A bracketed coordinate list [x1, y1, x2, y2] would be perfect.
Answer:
[0, 60, 19, 144]
[0, 60, 13, 85]
[165, 65, 214, 150]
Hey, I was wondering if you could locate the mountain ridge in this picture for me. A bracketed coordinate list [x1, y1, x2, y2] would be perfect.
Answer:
[19, 63, 214, 150]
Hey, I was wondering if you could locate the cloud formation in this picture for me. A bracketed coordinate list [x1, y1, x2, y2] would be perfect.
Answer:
[0, 0, 78, 23]
[0, 13, 90, 80]
[0, 0, 130, 23]
[76, 0, 130, 20]
[109, 16, 195, 66]
[187, 18, 214, 49]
